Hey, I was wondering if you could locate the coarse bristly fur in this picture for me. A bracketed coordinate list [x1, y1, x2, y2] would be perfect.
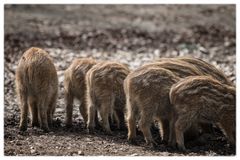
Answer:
[125, 67, 180, 147]
[15, 47, 58, 132]
[64, 58, 97, 127]
[152, 57, 233, 139]
[125, 59, 211, 146]
[169, 76, 235, 151]
[156, 57, 233, 86]
[146, 60, 203, 78]
[86, 61, 130, 134]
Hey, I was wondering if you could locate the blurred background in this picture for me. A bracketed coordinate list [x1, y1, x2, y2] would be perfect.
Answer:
[4, 5, 236, 156]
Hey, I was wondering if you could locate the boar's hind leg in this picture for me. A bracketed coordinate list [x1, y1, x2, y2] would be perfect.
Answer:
[116, 108, 125, 129]
[113, 110, 120, 129]
[159, 119, 170, 143]
[87, 101, 97, 132]
[127, 101, 137, 144]
[219, 120, 235, 146]
[175, 115, 193, 151]
[99, 97, 114, 134]
[65, 92, 74, 127]
[28, 96, 39, 128]
[139, 110, 157, 148]
[79, 97, 88, 126]
[168, 116, 177, 148]
[37, 98, 49, 132]
[48, 93, 57, 128]
[19, 92, 29, 131]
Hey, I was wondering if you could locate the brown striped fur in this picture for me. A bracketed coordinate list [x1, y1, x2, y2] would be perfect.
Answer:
[125, 67, 180, 146]
[156, 57, 233, 85]
[143, 60, 203, 78]
[64, 58, 97, 127]
[169, 76, 235, 150]
[154, 57, 233, 137]
[125, 60, 208, 146]
[86, 61, 130, 134]
[15, 47, 58, 132]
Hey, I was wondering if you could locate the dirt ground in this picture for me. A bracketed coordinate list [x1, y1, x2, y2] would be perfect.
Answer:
[4, 5, 236, 156]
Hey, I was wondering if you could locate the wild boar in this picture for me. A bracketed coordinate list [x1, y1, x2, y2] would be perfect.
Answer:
[169, 76, 235, 151]
[64, 58, 96, 127]
[15, 47, 58, 132]
[125, 67, 180, 147]
[86, 61, 130, 134]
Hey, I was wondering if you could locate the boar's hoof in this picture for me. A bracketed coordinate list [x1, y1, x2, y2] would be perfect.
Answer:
[32, 122, 40, 128]
[128, 138, 137, 145]
[177, 145, 187, 152]
[65, 123, 73, 128]
[19, 124, 28, 132]
[87, 127, 95, 134]
[41, 126, 50, 133]
[147, 141, 158, 149]
[104, 130, 113, 135]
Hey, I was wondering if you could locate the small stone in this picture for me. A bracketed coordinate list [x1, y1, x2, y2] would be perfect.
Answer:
[30, 147, 36, 154]
[130, 153, 138, 156]
[16, 141, 22, 146]
[78, 150, 84, 155]
[199, 46, 208, 54]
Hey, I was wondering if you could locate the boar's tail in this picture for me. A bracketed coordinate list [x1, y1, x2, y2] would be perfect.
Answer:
[124, 77, 138, 125]
[169, 84, 177, 105]
[85, 70, 96, 107]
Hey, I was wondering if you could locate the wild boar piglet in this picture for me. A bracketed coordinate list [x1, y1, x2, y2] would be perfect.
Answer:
[169, 76, 235, 151]
[15, 47, 58, 132]
[64, 58, 96, 127]
[86, 61, 130, 134]
[125, 67, 180, 147]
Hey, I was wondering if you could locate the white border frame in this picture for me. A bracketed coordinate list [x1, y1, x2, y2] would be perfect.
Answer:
[1, 1, 238, 159]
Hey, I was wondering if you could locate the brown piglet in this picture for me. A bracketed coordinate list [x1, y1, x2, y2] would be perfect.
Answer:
[64, 58, 97, 127]
[125, 67, 180, 147]
[15, 47, 58, 132]
[169, 76, 235, 151]
[86, 61, 130, 134]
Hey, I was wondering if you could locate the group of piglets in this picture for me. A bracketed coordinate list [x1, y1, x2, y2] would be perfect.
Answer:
[15, 47, 235, 151]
